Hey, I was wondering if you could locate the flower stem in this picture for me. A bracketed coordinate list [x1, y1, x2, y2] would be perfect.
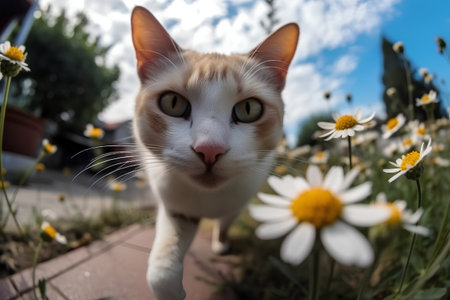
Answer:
[347, 136, 353, 170]
[309, 239, 321, 300]
[398, 179, 422, 293]
[0, 76, 25, 237]
[1, 151, 46, 230]
[401, 54, 414, 120]
[32, 239, 43, 300]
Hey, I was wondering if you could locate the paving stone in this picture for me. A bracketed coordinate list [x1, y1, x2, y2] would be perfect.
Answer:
[0, 278, 17, 300]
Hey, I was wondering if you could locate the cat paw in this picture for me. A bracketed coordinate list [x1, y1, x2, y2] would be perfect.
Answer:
[212, 239, 230, 255]
[146, 262, 186, 300]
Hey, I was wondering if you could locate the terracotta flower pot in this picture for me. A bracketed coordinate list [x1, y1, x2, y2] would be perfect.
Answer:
[2, 106, 45, 157]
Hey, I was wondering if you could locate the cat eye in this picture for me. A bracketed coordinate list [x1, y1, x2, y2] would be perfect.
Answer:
[232, 98, 263, 123]
[159, 92, 191, 118]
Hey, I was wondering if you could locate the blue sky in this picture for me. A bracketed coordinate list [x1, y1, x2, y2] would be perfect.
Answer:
[39, 0, 450, 145]
[338, 0, 450, 117]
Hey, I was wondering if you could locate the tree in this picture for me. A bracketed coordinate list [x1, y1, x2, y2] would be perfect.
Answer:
[381, 37, 442, 120]
[260, 0, 279, 34]
[12, 8, 120, 130]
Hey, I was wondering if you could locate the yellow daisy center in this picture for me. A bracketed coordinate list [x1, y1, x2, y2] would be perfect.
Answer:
[385, 203, 402, 225]
[315, 151, 325, 158]
[421, 94, 430, 102]
[400, 151, 420, 171]
[35, 163, 45, 172]
[5, 46, 24, 61]
[89, 128, 103, 138]
[42, 224, 57, 240]
[335, 115, 358, 130]
[290, 188, 343, 228]
[402, 138, 412, 147]
[386, 118, 398, 130]
[417, 127, 426, 136]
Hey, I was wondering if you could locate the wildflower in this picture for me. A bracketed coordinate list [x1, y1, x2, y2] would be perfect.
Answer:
[418, 68, 428, 77]
[110, 181, 126, 192]
[393, 41, 404, 54]
[84, 124, 104, 139]
[318, 109, 375, 141]
[383, 139, 432, 182]
[276, 139, 288, 155]
[274, 165, 288, 174]
[287, 145, 311, 159]
[310, 151, 329, 164]
[0, 180, 10, 189]
[41, 221, 67, 244]
[0, 41, 30, 76]
[382, 113, 406, 139]
[416, 90, 438, 107]
[375, 193, 430, 236]
[42, 139, 57, 154]
[435, 36, 446, 54]
[386, 87, 397, 97]
[35, 163, 45, 172]
[424, 73, 433, 84]
[248, 165, 390, 267]
[408, 121, 429, 140]
[433, 156, 450, 167]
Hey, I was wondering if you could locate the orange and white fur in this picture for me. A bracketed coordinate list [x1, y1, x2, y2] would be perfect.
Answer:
[131, 6, 299, 300]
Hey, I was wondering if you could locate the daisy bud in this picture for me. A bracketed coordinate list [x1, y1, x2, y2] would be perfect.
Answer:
[393, 41, 404, 54]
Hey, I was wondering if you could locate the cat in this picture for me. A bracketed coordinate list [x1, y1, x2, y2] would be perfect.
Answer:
[131, 6, 299, 300]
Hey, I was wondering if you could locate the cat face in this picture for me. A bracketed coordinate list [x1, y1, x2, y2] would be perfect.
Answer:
[131, 7, 299, 189]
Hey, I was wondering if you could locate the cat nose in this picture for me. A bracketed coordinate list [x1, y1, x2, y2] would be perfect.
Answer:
[193, 144, 226, 165]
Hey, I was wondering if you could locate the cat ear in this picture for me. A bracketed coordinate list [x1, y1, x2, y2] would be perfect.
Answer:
[249, 23, 300, 90]
[131, 6, 181, 80]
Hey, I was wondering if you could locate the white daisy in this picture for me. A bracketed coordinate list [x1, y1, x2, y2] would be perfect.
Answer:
[408, 121, 429, 141]
[41, 221, 67, 244]
[42, 139, 57, 154]
[0, 41, 30, 74]
[382, 113, 406, 139]
[383, 139, 432, 183]
[310, 150, 329, 164]
[416, 90, 438, 107]
[318, 109, 375, 141]
[248, 165, 390, 267]
[393, 41, 404, 54]
[84, 124, 105, 139]
[374, 193, 430, 236]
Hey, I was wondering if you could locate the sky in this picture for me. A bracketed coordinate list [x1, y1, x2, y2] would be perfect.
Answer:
[38, 0, 450, 146]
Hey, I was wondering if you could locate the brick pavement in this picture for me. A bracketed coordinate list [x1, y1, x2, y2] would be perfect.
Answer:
[0, 224, 239, 300]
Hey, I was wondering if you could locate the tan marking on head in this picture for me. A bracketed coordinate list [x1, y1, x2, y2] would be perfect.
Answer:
[134, 89, 167, 153]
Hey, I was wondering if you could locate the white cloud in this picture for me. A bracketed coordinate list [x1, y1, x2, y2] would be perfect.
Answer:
[38, 0, 399, 140]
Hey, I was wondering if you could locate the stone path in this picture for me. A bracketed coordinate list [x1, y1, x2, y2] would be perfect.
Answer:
[0, 224, 239, 300]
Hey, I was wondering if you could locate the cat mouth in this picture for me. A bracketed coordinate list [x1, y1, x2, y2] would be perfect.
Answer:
[191, 171, 227, 188]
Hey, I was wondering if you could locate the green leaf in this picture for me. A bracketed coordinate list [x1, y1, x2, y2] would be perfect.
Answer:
[38, 279, 49, 300]
[412, 288, 447, 300]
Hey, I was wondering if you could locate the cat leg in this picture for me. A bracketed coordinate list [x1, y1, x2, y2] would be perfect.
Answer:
[147, 207, 199, 300]
[211, 213, 238, 255]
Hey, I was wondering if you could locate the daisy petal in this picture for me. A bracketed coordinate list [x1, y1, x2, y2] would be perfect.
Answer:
[248, 204, 291, 222]
[317, 122, 335, 129]
[306, 165, 323, 186]
[323, 166, 344, 191]
[403, 208, 423, 224]
[321, 222, 374, 267]
[402, 224, 431, 236]
[359, 112, 375, 123]
[319, 130, 336, 138]
[342, 205, 391, 227]
[256, 218, 298, 240]
[341, 168, 359, 190]
[383, 168, 400, 173]
[267, 176, 298, 198]
[257, 193, 290, 207]
[339, 182, 372, 204]
[388, 171, 406, 183]
[280, 223, 315, 265]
